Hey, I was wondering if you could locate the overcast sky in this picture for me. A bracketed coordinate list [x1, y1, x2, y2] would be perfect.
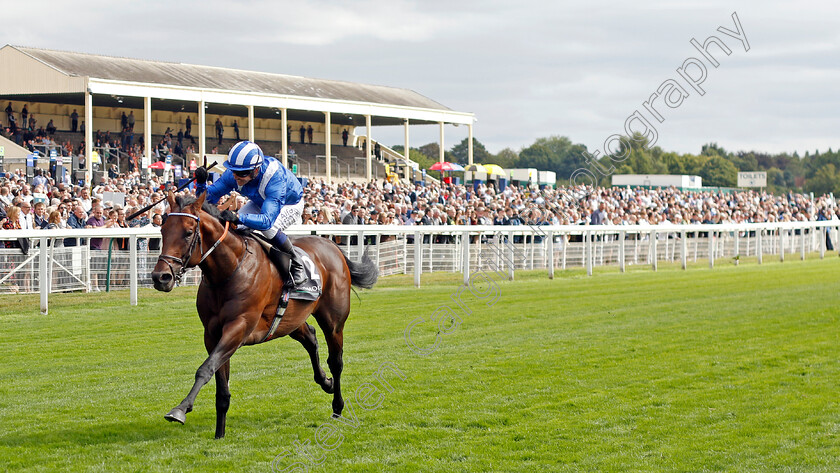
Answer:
[4, 1, 839, 157]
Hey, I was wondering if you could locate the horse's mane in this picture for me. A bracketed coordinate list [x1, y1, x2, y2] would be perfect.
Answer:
[176, 195, 223, 221]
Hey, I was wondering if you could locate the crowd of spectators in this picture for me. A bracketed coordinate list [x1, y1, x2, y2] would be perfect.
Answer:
[0, 164, 838, 249]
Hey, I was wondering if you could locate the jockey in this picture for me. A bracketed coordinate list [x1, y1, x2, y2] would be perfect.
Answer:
[194, 141, 308, 290]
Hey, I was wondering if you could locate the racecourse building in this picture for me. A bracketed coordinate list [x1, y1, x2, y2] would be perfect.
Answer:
[0, 45, 475, 184]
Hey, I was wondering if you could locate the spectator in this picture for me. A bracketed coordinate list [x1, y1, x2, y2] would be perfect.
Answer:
[307, 125, 313, 144]
[65, 205, 87, 246]
[70, 109, 79, 133]
[19, 201, 33, 229]
[32, 202, 49, 229]
[233, 120, 240, 140]
[128, 111, 135, 132]
[46, 119, 56, 135]
[215, 118, 224, 145]
[3, 205, 22, 248]
[185, 116, 193, 140]
[342, 129, 349, 147]
[86, 205, 106, 248]
[299, 124, 306, 144]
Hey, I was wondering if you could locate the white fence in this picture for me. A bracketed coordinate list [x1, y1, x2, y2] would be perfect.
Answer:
[1, 221, 838, 314]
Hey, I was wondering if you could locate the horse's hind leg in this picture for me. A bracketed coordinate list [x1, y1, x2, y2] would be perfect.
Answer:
[213, 361, 231, 439]
[319, 324, 345, 417]
[289, 323, 334, 394]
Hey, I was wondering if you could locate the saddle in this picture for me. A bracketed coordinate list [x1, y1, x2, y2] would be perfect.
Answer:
[252, 237, 322, 302]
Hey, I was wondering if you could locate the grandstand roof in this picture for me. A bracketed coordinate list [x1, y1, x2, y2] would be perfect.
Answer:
[0, 45, 473, 126]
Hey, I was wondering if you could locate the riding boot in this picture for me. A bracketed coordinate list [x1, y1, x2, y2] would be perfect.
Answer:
[274, 234, 307, 286]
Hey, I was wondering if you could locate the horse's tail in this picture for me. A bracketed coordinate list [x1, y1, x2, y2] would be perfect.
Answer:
[342, 248, 379, 289]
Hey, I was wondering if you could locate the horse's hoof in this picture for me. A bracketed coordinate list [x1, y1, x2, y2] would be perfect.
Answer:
[164, 408, 186, 424]
[331, 412, 341, 419]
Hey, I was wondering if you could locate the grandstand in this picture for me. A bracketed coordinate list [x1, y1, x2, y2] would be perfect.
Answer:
[0, 45, 475, 184]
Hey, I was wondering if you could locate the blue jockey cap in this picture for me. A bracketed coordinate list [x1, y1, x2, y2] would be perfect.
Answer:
[224, 141, 264, 171]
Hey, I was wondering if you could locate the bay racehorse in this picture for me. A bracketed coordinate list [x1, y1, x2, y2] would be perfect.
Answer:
[150, 191, 378, 439]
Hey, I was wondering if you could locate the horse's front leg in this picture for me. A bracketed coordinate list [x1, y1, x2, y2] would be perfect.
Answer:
[164, 318, 248, 426]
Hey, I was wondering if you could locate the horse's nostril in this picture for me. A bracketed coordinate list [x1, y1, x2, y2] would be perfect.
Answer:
[159, 273, 172, 283]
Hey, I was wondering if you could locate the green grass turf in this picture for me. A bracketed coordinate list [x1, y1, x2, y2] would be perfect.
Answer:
[1, 256, 839, 472]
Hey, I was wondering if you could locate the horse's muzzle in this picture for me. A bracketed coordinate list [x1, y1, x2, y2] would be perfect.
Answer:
[151, 267, 175, 292]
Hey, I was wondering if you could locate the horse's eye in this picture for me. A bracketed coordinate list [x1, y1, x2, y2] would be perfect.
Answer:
[185, 230, 193, 238]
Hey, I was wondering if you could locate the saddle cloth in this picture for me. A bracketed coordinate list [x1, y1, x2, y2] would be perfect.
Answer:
[253, 237, 322, 301]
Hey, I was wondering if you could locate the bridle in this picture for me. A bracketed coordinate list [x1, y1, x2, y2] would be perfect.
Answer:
[157, 211, 230, 285]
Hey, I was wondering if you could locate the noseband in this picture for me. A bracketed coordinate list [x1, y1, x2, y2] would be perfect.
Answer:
[158, 212, 230, 285]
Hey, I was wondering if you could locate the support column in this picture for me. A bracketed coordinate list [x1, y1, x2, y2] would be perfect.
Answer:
[468, 123, 474, 165]
[198, 100, 206, 159]
[247, 105, 255, 142]
[144, 97, 152, 177]
[365, 114, 372, 181]
[281, 108, 288, 168]
[404, 118, 410, 166]
[85, 90, 93, 187]
[324, 111, 332, 184]
[438, 121, 445, 163]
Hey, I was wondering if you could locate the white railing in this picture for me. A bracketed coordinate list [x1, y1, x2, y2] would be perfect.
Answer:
[1, 221, 837, 314]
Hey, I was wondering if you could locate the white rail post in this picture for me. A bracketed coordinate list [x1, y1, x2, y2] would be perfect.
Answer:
[414, 232, 421, 288]
[508, 231, 515, 281]
[357, 230, 365, 262]
[780, 229, 785, 262]
[39, 237, 48, 315]
[820, 225, 826, 259]
[800, 227, 806, 260]
[757, 229, 763, 264]
[681, 230, 688, 270]
[547, 231, 555, 279]
[586, 230, 593, 276]
[650, 230, 657, 271]
[618, 230, 626, 273]
[561, 233, 567, 270]
[734, 230, 740, 266]
[709, 231, 715, 269]
[462, 230, 470, 285]
[130, 235, 138, 306]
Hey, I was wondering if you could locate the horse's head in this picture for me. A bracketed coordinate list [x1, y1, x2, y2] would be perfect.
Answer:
[151, 190, 206, 292]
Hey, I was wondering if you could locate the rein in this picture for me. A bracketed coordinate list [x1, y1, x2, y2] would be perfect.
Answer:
[158, 212, 231, 285]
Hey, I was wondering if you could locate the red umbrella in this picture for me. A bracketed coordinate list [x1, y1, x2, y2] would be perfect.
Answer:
[429, 161, 465, 172]
[149, 161, 167, 169]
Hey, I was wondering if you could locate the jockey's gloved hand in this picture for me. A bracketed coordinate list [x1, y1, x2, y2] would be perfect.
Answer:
[194, 166, 209, 184]
[219, 210, 241, 225]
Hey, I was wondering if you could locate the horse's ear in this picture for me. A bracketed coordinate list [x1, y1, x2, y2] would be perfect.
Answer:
[195, 191, 206, 210]
[167, 189, 177, 211]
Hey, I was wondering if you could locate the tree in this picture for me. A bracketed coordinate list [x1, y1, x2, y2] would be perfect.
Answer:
[699, 156, 737, 187]
[417, 143, 454, 163]
[518, 136, 590, 180]
[450, 138, 493, 164]
[807, 163, 840, 196]
[494, 148, 519, 168]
